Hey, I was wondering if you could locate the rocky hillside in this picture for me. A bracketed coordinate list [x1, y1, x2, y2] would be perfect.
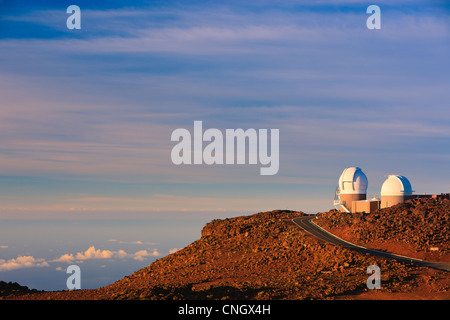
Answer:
[316, 198, 449, 262]
[4, 209, 449, 300]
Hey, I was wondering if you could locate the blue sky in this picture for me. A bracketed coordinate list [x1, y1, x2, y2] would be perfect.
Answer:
[0, 0, 450, 216]
[0, 0, 449, 291]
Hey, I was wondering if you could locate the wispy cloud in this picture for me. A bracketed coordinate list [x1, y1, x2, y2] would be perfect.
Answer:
[2, 10, 447, 56]
[45, 193, 324, 212]
[108, 239, 159, 246]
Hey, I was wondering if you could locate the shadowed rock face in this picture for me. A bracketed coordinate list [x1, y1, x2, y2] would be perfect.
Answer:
[0, 281, 40, 298]
[3, 208, 450, 300]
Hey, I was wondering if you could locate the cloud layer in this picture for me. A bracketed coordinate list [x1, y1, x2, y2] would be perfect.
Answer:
[53, 246, 160, 263]
[0, 256, 49, 272]
[0, 245, 163, 272]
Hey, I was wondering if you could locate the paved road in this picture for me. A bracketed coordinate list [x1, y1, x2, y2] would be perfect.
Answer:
[292, 215, 450, 272]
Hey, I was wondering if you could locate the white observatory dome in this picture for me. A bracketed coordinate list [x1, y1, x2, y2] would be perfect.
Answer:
[380, 175, 413, 196]
[338, 167, 368, 195]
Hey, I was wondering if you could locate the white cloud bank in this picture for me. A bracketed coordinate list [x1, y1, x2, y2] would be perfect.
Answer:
[0, 246, 161, 272]
[133, 249, 160, 261]
[0, 256, 49, 271]
[52, 246, 160, 263]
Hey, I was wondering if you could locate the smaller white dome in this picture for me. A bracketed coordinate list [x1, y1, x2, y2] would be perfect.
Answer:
[380, 175, 413, 196]
[338, 167, 368, 195]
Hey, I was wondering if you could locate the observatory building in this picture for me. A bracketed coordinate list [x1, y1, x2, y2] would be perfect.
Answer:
[334, 167, 416, 213]
[380, 175, 414, 209]
[334, 167, 368, 213]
